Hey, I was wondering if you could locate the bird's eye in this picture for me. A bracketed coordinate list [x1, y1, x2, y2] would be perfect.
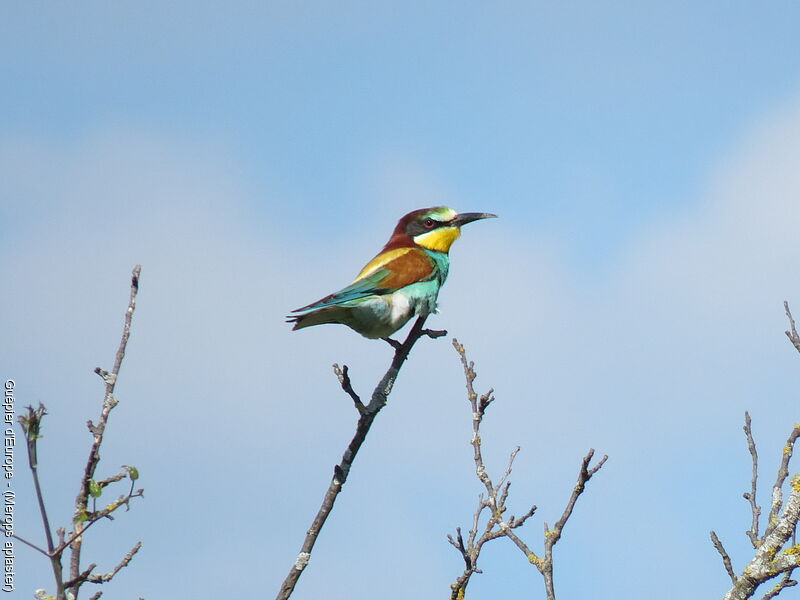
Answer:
[423, 218, 436, 229]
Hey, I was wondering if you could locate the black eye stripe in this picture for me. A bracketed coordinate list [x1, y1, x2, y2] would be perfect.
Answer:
[407, 217, 445, 236]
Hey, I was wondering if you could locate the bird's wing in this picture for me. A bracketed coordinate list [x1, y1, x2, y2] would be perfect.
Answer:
[292, 247, 435, 312]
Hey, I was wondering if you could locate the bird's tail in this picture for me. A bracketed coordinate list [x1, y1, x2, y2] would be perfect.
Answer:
[286, 306, 351, 331]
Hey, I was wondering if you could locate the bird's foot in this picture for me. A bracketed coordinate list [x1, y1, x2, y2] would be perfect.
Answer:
[382, 337, 403, 350]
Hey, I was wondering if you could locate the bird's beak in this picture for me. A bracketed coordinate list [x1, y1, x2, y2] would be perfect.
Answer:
[452, 212, 498, 227]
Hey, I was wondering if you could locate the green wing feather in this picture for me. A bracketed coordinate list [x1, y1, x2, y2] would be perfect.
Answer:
[289, 247, 438, 318]
[291, 267, 394, 313]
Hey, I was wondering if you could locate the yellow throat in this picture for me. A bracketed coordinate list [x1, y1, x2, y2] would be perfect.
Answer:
[413, 226, 461, 252]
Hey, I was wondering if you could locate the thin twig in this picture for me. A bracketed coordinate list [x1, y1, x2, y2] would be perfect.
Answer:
[743, 412, 761, 547]
[18, 404, 66, 598]
[550, 450, 608, 543]
[276, 315, 445, 600]
[764, 423, 800, 539]
[64, 563, 97, 589]
[95, 472, 127, 487]
[449, 339, 506, 599]
[538, 449, 607, 599]
[760, 573, 797, 600]
[784, 302, 800, 354]
[78, 541, 142, 585]
[710, 530, 737, 583]
[10, 533, 49, 557]
[496, 447, 521, 494]
[332, 364, 365, 414]
[509, 503, 538, 529]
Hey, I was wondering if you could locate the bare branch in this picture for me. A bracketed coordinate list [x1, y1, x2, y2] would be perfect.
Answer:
[68, 265, 143, 598]
[80, 541, 142, 585]
[332, 364, 365, 414]
[504, 527, 540, 569]
[760, 573, 798, 600]
[784, 302, 800, 354]
[496, 446, 521, 494]
[710, 530, 737, 583]
[10, 533, 49, 557]
[276, 315, 446, 600]
[743, 412, 761, 547]
[18, 404, 66, 597]
[452, 341, 494, 498]
[509, 503, 538, 529]
[549, 449, 608, 544]
[537, 449, 607, 599]
[764, 423, 800, 539]
[95, 472, 127, 488]
[720, 413, 800, 600]
[447, 526, 472, 574]
[64, 562, 96, 589]
[449, 339, 519, 599]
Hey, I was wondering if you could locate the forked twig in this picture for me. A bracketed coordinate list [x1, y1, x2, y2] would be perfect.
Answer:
[784, 302, 800, 354]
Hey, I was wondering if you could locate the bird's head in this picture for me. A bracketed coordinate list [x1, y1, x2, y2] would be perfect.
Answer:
[386, 206, 497, 253]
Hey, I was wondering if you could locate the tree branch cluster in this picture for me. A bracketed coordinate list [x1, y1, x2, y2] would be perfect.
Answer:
[276, 298, 800, 600]
[448, 339, 606, 600]
[711, 302, 800, 600]
[712, 414, 800, 600]
[16, 266, 144, 600]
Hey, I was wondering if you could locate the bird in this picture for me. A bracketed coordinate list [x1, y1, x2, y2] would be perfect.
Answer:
[287, 206, 496, 340]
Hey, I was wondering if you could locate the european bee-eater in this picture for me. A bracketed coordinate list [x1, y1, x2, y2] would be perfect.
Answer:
[288, 206, 496, 339]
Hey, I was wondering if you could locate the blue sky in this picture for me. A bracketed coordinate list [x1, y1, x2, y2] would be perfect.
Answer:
[3, 3, 800, 599]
